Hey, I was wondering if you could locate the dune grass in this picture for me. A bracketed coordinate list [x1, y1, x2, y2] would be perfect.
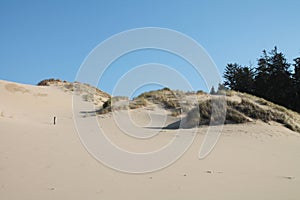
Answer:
[187, 95, 300, 132]
[96, 87, 300, 133]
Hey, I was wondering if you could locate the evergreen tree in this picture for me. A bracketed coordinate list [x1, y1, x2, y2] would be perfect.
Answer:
[223, 63, 254, 93]
[223, 63, 239, 90]
[293, 57, 300, 112]
[218, 83, 227, 91]
[235, 66, 255, 94]
[253, 47, 293, 108]
[223, 47, 299, 113]
[210, 86, 216, 95]
[253, 50, 271, 99]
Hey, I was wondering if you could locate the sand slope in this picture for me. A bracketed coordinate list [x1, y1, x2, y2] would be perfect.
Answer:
[0, 80, 300, 200]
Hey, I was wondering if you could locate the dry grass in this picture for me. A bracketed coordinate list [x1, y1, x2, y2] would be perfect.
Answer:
[185, 98, 247, 127]
[97, 96, 148, 114]
[37, 79, 111, 106]
[129, 97, 147, 109]
[137, 88, 181, 109]
[95, 87, 300, 133]
[181, 94, 300, 133]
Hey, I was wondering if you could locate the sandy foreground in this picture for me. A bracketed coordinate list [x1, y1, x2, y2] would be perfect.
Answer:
[0, 80, 300, 200]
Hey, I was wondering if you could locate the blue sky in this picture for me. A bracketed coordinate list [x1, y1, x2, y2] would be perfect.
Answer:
[1, 0, 300, 95]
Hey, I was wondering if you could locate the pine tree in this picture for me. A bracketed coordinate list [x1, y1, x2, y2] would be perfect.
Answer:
[254, 47, 292, 108]
[223, 63, 239, 90]
[235, 66, 254, 94]
[254, 50, 271, 99]
[210, 86, 216, 95]
[293, 57, 300, 112]
[218, 83, 226, 91]
[223, 63, 254, 93]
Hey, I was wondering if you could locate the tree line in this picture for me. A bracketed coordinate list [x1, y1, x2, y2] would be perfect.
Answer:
[223, 47, 300, 113]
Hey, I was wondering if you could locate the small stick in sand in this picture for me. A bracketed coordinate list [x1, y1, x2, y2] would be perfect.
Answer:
[54, 116, 56, 125]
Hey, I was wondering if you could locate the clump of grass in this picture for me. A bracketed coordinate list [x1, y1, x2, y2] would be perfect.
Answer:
[162, 98, 179, 109]
[228, 99, 272, 122]
[129, 97, 147, 109]
[162, 87, 171, 91]
[183, 96, 300, 129]
[199, 99, 227, 125]
[97, 98, 111, 114]
[97, 96, 148, 114]
[102, 98, 112, 109]
[227, 97, 300, 132]
[184, 99, 226, 127]
[225, 107, 249, 123]
[64, 83, 74, 91]
[196, 90, 206, 95]
[137, 88, 180, 109]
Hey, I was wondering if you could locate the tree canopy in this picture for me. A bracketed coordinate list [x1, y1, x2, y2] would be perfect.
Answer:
[223, 47, 300, 113]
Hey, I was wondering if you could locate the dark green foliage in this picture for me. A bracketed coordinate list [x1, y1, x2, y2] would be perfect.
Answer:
[223, 63, 254, 94]
[254, 47, 292, 108]
[210, 86, 216, 95]
[223, 47, 300, 113]
[293, 57, 300, 112]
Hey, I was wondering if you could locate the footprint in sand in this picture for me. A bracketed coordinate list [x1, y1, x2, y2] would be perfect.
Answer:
[280, 176, 295, 180]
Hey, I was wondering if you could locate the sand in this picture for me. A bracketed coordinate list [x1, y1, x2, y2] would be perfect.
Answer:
[0, 79, 300, 200]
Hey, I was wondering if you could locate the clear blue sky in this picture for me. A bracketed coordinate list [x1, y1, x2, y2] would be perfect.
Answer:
[1, 0, 300, 95]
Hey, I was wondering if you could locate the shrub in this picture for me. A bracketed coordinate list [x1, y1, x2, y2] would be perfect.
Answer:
[37, 78, 61, 86]
[102, 98, 111, 109]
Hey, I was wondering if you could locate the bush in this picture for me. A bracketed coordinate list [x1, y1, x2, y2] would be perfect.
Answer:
[102, 98, 111, 109]
[37, 78, 61, 86]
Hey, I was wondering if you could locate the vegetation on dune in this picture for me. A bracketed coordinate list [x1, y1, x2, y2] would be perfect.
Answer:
[136, 87, 181, 109]
[223, 46, 300, 113]
[185, 98, 248, 127]
[97, 88, 189, 116]
[129, 97, 147, 109]
[36, 77, 300, 133]
[97, 96, 148, 114]
[37, 78, 111, 107]
[37, 78, 64, 86]
[95, 85, 300, 133]
[184, 94, 300, 132]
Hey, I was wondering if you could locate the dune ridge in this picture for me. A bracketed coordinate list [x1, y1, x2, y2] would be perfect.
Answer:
[97, 87, 300, 132]
[0, 79, 300, 200]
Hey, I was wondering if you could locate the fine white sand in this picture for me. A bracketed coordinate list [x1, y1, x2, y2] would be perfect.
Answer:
[0, 80, 300, 200]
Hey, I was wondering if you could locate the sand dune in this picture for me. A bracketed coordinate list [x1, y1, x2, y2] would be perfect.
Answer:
[0, 79, 300, 200]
